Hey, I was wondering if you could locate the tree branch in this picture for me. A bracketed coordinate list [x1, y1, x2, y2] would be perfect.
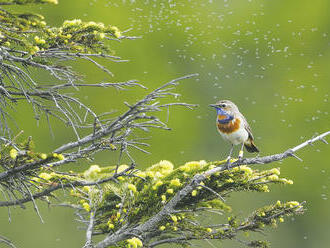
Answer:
[83, 210, 95, 248]
[53, 73, 199, 154]
[0, 164, 134, 207]
[0, 235, 16, 248]
[94, 131, 329, 248]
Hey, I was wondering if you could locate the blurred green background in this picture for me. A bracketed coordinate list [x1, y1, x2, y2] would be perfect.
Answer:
[1, 0, 329, 247]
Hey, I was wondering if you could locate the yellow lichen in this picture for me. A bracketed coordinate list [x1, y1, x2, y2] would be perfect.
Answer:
[180, 160, 207, 173]
[34, 36, 46, 44]
[166, 188, 174, 194]
[117, 164, 129, 173]
[82, 186, 90, 193]
[268, 175, 279, 181]
[171, 215, 178, 223]
[170, 178, 181, 187]
[126, 237, 143, 248]
[146, 160, 174, 178]
[287, 201, 300, 207]
[159, 225, 165, 231]
[127, 184, 137, 193]
[261, 185, 269, 192]
[152, 180, 163, 190]
[82, 202, 91, 212]
[57, 154, 65, 160]
[39, 153, 47, 159]
[39, 172, 52, 180]
[10, 149, 18, 159]
[269, 168, 281, 175]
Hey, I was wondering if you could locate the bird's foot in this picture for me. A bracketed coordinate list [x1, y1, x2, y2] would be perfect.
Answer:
[238, 150, 243, 158]
[225, 156, 233, 170]
[238, 150, 244, 162]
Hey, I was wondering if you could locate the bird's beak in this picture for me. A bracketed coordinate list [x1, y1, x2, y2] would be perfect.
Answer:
[209, 104, 217, 108]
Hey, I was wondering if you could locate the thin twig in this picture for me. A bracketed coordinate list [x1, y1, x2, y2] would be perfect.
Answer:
[0, 235, 16, 248]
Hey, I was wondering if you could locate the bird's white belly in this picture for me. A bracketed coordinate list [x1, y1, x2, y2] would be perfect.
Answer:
[218, 126, 249, 145]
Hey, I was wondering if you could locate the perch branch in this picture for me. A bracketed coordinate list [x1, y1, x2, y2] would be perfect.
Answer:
[94, 131, 329, 248]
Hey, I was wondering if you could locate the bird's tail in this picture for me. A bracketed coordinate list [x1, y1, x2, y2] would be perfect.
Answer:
[244, 139, 259, 153]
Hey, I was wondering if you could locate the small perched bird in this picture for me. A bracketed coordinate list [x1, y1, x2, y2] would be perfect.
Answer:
[210, 100, 259, 161]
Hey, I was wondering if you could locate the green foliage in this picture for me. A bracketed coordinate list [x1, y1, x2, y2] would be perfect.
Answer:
[0, 6, 121, 56]
[0, 136, 65, 202]
[0, 0, 129, 137]
[37, 159, 304, 246]
[0, 136, 62, 171]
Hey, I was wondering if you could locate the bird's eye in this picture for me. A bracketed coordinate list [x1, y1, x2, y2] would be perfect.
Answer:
[221, 104, 226, 108]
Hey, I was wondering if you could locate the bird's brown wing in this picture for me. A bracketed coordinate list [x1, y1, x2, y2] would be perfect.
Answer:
[238, 112, 259, 153]
[238, 113, 254, 140]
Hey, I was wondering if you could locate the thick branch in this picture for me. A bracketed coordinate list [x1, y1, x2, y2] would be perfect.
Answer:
[95, 131, 329, 248]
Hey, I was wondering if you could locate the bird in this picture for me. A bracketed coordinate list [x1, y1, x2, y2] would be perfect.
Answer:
[210, 100, 259, 162]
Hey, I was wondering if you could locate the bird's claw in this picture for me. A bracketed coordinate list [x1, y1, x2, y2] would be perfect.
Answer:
[224, 157, 238, 170]
[238, 150, 243, 159]
[237, 150, 244, 162]
[224, 156, 231, 169]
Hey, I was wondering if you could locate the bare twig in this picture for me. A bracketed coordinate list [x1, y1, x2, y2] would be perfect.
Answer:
[0, 235, 16, 248]
[54, 73, 199, 154]
[83, 210, 95, 248]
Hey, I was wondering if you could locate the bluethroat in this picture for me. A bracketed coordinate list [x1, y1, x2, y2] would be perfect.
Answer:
[210, 100, 259, 161]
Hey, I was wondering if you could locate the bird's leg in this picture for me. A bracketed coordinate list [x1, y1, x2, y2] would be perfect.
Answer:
[226, 144, 234, 166]
[238, 143, 244, 160]
[226, 144, 234, 161]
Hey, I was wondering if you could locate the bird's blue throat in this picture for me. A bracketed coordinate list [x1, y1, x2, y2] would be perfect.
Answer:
[216, 108, 234, 124]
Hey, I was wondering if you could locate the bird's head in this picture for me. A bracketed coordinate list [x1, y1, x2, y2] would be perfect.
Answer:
[209, 100, 239, 115]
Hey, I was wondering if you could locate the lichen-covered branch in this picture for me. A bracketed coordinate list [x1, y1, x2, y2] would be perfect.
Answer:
[1, 132, 327, 247]
[206, 131, 330, 176]
[89, 131, 328, 248]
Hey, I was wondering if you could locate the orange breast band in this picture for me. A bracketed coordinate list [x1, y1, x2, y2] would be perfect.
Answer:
[217, 118, 241, 134]
[217, 114, 227, 120]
